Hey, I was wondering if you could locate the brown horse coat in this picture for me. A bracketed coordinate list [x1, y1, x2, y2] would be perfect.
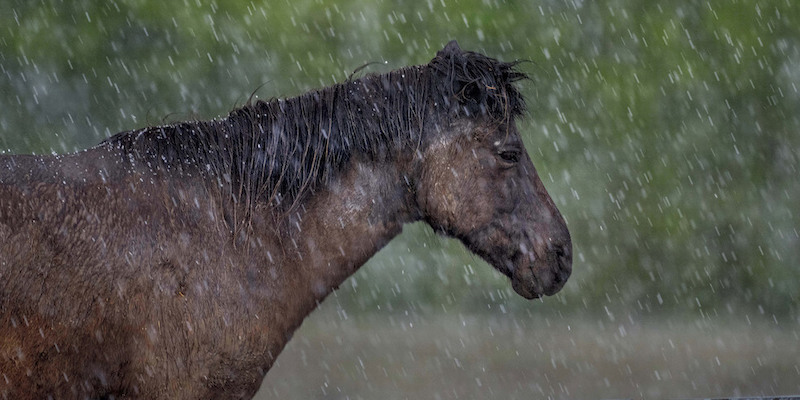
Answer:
[0, 41, 571, 399]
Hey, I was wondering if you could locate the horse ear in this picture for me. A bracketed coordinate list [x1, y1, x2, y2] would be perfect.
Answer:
[436, 40, 462, 58]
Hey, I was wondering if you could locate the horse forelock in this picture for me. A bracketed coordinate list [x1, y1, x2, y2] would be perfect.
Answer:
[428, 46, 528, 123]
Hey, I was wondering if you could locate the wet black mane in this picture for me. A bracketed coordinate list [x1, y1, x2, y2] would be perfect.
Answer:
[102, 42, 527, 214]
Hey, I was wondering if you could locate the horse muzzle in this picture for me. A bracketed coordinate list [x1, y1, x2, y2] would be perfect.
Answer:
[511, 238, 572, 299]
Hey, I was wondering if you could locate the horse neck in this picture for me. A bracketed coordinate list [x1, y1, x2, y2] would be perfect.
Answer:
[256, 154, 419, 316]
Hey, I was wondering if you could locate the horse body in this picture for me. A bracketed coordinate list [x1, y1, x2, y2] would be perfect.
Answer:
[0, 41, 571, 399]
[0, 148, 412, 397]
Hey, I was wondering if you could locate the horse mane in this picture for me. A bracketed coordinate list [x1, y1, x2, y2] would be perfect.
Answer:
[101, 43, 528, 219]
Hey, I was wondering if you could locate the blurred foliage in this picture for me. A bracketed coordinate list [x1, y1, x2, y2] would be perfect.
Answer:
[1, 0, 798, 318]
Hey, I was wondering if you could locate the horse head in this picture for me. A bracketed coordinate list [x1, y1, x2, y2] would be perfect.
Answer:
[415, 41, 572, 299]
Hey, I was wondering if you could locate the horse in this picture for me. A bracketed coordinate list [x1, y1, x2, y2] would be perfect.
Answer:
[0, 40, 571, 399]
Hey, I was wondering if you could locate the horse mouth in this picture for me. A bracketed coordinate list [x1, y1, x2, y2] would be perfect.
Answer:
[511, 265, 562, 299]
[511, 273, 542, 299]
[509, 243, 572, 299]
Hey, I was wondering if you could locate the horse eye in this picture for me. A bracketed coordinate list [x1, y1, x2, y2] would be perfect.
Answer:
[498, 150, 520, 164]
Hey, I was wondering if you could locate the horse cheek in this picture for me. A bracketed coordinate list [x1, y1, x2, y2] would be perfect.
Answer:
[418, 165, 482, 234]
[424, 177, 460, 231]
[463, 177, 496, 230]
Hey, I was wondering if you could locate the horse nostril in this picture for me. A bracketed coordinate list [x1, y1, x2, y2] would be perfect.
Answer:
[559, 246, 572, 264]
[548, 241, 569, 261]
[548, 241, 572, 280]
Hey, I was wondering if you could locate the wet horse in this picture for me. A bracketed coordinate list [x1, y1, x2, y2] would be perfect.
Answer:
[0, 41, 571, 399]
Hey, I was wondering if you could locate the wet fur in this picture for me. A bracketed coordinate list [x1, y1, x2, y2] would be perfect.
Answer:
[0, 42, 568, 399]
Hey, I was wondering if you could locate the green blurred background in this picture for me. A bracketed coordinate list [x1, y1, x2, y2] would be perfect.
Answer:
[2, 0, 799, 398]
